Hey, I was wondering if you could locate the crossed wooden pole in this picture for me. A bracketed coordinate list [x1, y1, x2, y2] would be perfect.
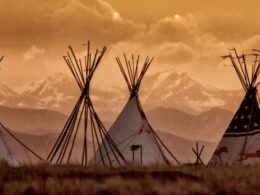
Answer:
[47, 42, 126, 166]
[192, 142, 205, 165]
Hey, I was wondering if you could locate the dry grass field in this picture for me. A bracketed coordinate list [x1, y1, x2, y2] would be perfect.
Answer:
[0, 161, 259, 195]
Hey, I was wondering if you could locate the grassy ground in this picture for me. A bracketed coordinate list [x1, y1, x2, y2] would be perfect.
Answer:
[0, 162, 259, 195]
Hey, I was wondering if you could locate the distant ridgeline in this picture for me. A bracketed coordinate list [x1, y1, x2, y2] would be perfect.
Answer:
[1, 46, 260, 167]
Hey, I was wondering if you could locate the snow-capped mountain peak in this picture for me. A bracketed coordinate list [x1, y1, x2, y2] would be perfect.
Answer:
[0, 70, 243, 118]
[142, 70, 242, 114]
[0, 83, 19, 98]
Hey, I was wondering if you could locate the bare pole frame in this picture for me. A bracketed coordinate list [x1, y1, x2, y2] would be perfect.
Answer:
[47, 42, 126, 166]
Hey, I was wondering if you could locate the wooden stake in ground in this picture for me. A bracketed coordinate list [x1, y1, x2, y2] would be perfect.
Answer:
[192, 142, 205, 165]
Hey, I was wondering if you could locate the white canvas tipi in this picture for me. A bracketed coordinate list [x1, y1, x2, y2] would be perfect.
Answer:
[0, 57, 42, 165]
[210, 49, 260, 165]
[92, 55, 181, 166]
[0, 123, 42, 165]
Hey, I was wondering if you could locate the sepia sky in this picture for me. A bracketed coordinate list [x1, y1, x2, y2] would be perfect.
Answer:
[1, 0, 260, 89]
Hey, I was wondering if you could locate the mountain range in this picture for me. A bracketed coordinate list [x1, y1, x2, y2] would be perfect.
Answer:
[0, 70, 242, 163]
[0, 104, 232, 143]
[0, 70, 241, 142]
[4, 117, 217, 164]
[0, 70, 243, 120]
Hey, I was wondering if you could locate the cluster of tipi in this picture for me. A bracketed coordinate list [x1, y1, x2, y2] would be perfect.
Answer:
[0, 44, 259, 166]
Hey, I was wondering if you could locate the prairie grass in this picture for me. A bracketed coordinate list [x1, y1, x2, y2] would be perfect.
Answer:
[0, 161, 259, 194]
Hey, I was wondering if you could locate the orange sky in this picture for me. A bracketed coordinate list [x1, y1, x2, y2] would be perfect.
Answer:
[1, 0, 260, 89]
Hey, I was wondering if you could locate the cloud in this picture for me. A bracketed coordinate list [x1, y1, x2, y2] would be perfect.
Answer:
[0, 0, 143, 49]
[105, 14, 205, 71]
[97, 0, 122, 21]
[23, 45, 45, 60]
[133, 14, 198, 46]
[1, 1, 260, 90]
[0, 0, 145, 88]
[102, 11, 260, 89]
[197, 13, 260, 42]
[155, 42, 198, 64]
[239, 35, 260, 51]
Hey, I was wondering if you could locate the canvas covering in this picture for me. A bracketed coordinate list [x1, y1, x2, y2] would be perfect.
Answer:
[92, 96, 168, 166]
[0, 124, 39, 166]
[210, 88, 260, 165]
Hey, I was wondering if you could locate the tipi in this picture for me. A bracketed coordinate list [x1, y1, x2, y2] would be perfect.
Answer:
[0, 57, 42, 165]
[210, 49, 260, 165]
[92, 54, 181, 166]
[0, 123, 42, 165]
[47, 42, 126, 166]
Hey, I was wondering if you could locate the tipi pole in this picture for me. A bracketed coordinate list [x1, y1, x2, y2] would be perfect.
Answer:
[132, 149, 135, 164]
[90, 111, 105, 165]
[115, 54, 181, 166]
[152, 130, 181, 165]
[89, 100, 126, 164]
[48, 43, 126, 166]
[56, 98, 83, 164]
[136, 97, 181, 165]
[48, 95, 83, 162]
[83, 98, 88, 166]
[0, 123, 43, 161]
[140, 146, 143, 166]
[222, 54, 247, 91]
[232, 49, 250, 87]
[67, 101, 86, 163]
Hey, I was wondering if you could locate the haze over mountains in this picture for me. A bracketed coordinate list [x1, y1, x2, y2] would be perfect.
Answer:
[0, 70, 242, 141]
[0, 70, 243, 116]
[0, 70, 242, 163]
